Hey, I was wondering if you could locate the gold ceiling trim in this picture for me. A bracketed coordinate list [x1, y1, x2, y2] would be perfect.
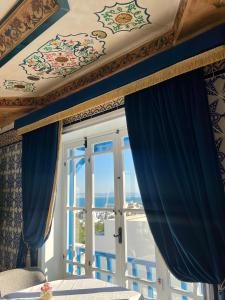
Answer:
[0, 0, 59, 61]
[17, 45, 225, 135]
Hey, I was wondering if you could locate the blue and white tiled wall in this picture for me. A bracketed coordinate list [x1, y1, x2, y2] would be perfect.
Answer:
[0, 142, 22, 271]
[205, 60, 225, 189]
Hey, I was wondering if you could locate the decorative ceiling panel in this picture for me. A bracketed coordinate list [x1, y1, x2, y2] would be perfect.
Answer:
[1, 0, 225, 128]
[0, 0, 182, 98]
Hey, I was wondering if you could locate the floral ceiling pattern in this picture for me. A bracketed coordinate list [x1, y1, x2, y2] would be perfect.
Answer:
[95, 0, 150, 33]
[20, 34, 106, 79]
[0, 0, 184, 103]
[3, 80, 36, 93]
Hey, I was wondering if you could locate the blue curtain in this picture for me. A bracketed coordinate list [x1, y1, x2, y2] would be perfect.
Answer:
[125, 70, 225, 288]
[17, 122, 61, 267]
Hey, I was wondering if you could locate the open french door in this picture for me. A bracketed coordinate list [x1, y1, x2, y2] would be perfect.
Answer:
[62, 123, 204, 300]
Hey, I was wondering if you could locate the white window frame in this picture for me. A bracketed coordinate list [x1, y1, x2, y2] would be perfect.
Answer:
[61, 110, 205, 300]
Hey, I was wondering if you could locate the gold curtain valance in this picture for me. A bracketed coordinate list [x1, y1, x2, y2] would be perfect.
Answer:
[17, 45, 225, 135]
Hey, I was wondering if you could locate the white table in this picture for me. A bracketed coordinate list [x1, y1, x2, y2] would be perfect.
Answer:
[6, 278, 143, 300]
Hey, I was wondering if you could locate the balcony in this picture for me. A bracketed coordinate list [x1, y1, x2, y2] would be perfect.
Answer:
[66, 246, 203, 300]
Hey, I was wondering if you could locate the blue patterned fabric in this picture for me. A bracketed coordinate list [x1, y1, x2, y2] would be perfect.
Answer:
[0, 142, 22, 271]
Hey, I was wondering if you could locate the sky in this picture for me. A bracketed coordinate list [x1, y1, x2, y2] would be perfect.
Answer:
[76, 148, 140, 195]
[69, 141, 141, 205]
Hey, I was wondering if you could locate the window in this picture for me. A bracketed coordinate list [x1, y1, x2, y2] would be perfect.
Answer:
[62, 114, 204, 300]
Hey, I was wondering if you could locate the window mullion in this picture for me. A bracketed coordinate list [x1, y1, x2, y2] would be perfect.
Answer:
[119, 130, 128, 289]
[85, 139, 94, 277]
[113, 132, 122, 286]
[72, 159, 76, 275]
[63, 151, 69, 277]
[114, 131, 127, 287]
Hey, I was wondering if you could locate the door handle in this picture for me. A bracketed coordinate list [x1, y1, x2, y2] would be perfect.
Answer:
[113, 227, 122, 244]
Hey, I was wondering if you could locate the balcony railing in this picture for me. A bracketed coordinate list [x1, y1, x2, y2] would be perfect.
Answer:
[67, 246, 201, 300]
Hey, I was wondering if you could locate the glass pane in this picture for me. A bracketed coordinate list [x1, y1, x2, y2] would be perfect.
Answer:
[75, 146, 85, 157]
[73, 211, 86, 276]
[94, 272, 116, 284]
[197, 283, 204, 297]
[126, 213, 156, 282]
[93, 152, 114, 208]
[73, 265, 85, 277]
[67, 148, 73, 158]
[74, 211, 86, 247]
[75, 158, 85, 208]
[67, 158, 74, 207]
[66, 209, 73, 274]
[67, 210, 86, 274]
[170, 274, 193, 292]
[172, 294, 193, 300]
[94, 141, 113, 153]
[123, 148, 142, 208]
[66, 262, 73, 274]
[94, 211, 116, 282]
[127, 279, 157, 300]
[123, 136, 130, 147]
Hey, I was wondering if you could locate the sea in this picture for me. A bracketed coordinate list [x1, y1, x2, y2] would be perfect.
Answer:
[74, 194, 142, 208]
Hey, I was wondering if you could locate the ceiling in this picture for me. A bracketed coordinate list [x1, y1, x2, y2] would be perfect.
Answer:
[0, 1, 18, 21]
[0, 0, 225, 128]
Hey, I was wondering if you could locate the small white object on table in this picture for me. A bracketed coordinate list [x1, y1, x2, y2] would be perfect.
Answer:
[5, 278, 143, 300]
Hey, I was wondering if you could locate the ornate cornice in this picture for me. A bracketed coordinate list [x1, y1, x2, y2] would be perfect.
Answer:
[0, 0, 60, 61]
[0, 97, 39, 107]
[63, 97, 124, 126]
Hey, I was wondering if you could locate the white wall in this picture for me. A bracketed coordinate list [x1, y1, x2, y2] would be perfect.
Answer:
[39, 155, 64, 281]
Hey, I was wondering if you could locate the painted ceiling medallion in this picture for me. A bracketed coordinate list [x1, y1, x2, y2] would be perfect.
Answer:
[3, 80, 35, 93]
[95, 0, 150, 34]
[20, 34, 106, 79]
